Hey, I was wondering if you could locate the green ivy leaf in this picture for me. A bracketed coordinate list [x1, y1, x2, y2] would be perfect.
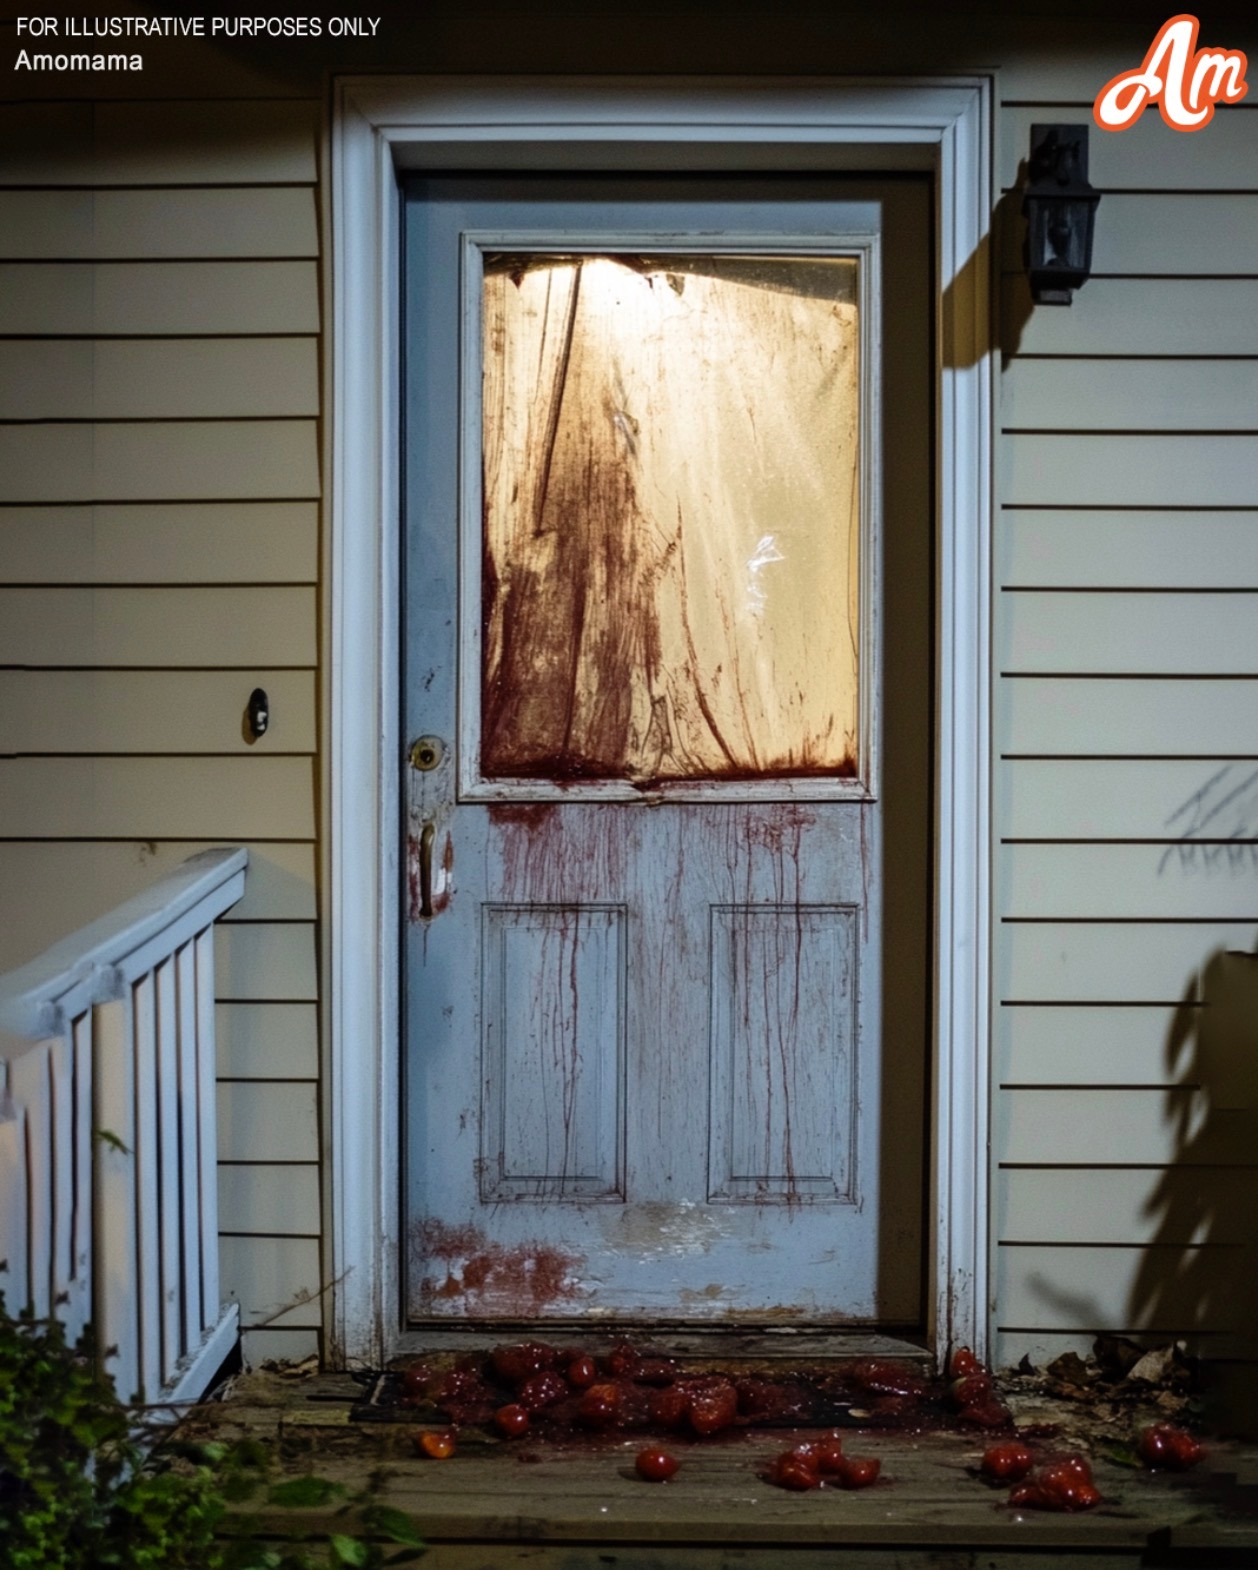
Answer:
[221, 1472, 263, 1502]
[231, 1436, 272, 1470]
[228, 1549, 284, 1570]
[330, 1534, 372, 1566]
[363, 1505, 426, 1549]
[176, 1438, 230, 1465]
[268, 1474, 345, 1508]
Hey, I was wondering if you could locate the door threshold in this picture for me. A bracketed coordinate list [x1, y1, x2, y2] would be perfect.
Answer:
[391, 1325, 932, 1367]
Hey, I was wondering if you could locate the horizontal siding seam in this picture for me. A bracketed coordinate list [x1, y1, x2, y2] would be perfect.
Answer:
[1000, 673, 1258, 681]
[218, 1224, 321, 1237]
[998, 1083, 1196, 1091]
[5, 752, 316, 760]
[0, 417, 319, 427]
[217, 1159, 320, 1168]
[0, 835, 317, 844]
[0, 666, 318, 673]
[999, 1162, 1251, 1171]
[1000, 917, 1258, 926]
[0, 582, 319, 590]
[999, 998, 1207, 1007]
[213, 997, 319, 1006]
[996, 1241, 1213, 1250]
[0, 184, 318, 195]
[1000, 755, 1258, 762]
[999, 500, 1258, 508]
[0, 335, 320, 344]
[216, 1077, 319, 1086]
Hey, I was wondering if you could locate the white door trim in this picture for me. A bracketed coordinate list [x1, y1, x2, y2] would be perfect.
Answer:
[328, 75, 994, 1368]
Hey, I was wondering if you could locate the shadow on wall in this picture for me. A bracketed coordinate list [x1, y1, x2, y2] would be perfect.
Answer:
[940, 166, 1032, 373]
[1131, 945, 1258, 1437]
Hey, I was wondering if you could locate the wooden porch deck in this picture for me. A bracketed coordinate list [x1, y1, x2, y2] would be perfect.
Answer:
[195, 1364, 1258, 1568]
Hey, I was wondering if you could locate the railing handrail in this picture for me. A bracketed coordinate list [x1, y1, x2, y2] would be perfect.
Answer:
[0, 848, 248, 1044]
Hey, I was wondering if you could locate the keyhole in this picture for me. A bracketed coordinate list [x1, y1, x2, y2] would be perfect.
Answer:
[410, 735, 444, 772]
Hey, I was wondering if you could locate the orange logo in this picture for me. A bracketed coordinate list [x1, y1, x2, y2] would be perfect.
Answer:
[1094, 13, 1248, 131]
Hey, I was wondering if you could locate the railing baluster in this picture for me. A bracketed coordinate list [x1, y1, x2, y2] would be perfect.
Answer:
[67, 1010, 93, 1344]
[10, 1044, 54, 1320]
[176, 941, 200, 1355]
[195, 929, 221, 1329]
[0, 1061, 29, 1314]
[132, 972, 162, 1406]
[155, 956, 181, 1384]
[49, 1028, 75, 1320]
[95, 993, 141, 1406]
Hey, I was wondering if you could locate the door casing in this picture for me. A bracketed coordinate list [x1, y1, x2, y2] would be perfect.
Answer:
[328, 75, 994, 1368]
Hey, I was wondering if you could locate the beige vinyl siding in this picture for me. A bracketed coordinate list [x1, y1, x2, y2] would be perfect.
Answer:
[0, 671, 317, 754]
[0, 188, 318, 259]
[0, 339, 319, 419]
[0, 96, 323, 1366]
[0, 262, 320, 335]
[994, 85, 1258, 1367]
[0, 503, 318, 583]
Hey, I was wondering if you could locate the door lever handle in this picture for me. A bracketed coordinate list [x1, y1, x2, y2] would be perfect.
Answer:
[418, 820, 435, 919]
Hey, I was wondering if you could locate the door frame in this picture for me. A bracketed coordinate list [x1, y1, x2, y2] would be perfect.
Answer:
[328, 74, 994, 1368]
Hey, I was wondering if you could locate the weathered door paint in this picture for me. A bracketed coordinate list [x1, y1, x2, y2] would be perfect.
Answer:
[403, 177, 931, 1325]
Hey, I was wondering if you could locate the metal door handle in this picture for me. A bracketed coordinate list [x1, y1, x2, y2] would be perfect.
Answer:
[418, 820, 435, 919]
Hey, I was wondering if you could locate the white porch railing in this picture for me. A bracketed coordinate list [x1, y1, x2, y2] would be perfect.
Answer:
[0, 847, 247, 1409]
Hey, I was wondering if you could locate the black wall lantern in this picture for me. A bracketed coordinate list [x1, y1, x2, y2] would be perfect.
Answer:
[1022, 124, 1101, 305]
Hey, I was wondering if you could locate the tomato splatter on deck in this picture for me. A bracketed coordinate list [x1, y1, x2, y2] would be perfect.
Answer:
[389, 1338, 1015, 1442]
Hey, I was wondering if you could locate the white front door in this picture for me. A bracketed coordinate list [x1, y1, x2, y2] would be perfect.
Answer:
[402, 176, 931, 1326]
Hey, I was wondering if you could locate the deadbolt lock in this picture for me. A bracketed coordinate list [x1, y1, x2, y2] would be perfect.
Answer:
[409, 735, 444, 772]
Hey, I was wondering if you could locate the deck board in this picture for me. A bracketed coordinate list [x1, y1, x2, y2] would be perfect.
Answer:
[195, 1372, 1258, 1566]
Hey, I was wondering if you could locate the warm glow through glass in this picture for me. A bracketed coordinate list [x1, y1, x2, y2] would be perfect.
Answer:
[481, 252, 861, 785]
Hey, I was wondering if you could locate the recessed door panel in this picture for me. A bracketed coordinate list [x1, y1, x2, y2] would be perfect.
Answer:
[708, 904, 857, 1203]
[480, 903, 627, 1202]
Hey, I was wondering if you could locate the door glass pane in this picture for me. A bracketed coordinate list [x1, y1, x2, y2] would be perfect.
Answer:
[481, 252, 861, 786]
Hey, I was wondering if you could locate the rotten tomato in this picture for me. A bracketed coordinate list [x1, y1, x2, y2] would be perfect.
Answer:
[981, 1440, 1034, 1481]
[566, 1354, 597, 1389]
[1009, 1455, 1100, 1512]
[517, 1371, 568, 1411]
[494, 1403, 530, 1438]
[413, 1428, 456, 1459]
[770, 1452, 820, 1491]
[490, 1341, 557, 1384]
[1137, 1423, 1205, 1472]
[635, 1446, 680, 1481]
[577, 1383, 621, 1428]
[835, 1454, 881, 1489]
[688, 1381, 738, 1436]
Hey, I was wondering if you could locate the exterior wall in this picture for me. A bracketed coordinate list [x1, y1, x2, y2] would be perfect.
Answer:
[2, 4, 1255, 1369]
[992, 84, 1258, 1367]
[0, 98, 324, 1366]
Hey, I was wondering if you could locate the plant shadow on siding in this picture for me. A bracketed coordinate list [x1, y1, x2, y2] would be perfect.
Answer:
[1130, 943, 1258, 1437]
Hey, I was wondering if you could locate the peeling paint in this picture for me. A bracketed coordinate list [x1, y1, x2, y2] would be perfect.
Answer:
[608, 1201, 732, 1257]
[678, 1282, 731, 1304]
[412, 1219, 586, 1316]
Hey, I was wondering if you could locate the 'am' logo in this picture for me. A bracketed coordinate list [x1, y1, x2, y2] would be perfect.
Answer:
[1094, 13, 1248, 131]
